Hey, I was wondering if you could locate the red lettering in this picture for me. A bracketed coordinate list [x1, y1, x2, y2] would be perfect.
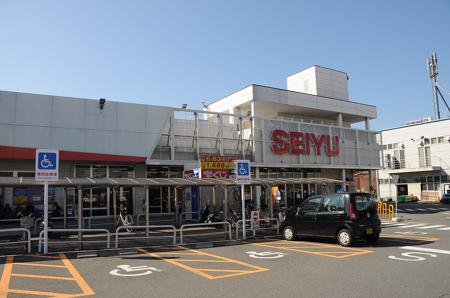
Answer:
[325, 135, 340, 157]
[310, 134, 324, 155]
[289, 132, 305, 154]
[305, 133, 311, 155]
[272, 130, 289, 154]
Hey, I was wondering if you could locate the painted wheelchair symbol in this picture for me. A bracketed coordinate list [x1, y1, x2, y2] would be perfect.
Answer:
[238, 163, 248, 175]
[40, 154, 54, 169]
[109, 265, 162, 277]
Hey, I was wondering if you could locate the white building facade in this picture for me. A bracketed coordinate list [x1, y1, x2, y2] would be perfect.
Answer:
[0, 65, 380, 218]
[378, 118, 450, 201]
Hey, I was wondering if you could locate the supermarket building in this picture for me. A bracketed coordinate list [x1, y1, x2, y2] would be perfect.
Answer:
[0, 66, 380, 218]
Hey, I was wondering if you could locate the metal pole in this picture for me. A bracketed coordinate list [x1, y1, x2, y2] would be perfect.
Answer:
[63, 187, 67, 229]
[112, 187, 117, 225]
[284, 184, 288, 208]
[212, 186, 216, 208]
[145, 188, 149, 241]
[223, 186, 228, 237]
[78, 186, 82, 242]
[241, 184, 246, 240]
[174, 187, 179, 226]
[44, 181, 49, 255]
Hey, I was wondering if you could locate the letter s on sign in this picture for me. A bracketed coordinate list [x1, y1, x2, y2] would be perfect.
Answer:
[272, 130, 289, 154]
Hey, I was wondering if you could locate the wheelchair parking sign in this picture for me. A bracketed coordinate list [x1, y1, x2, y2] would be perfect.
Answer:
[235, 160, 251, 184]
[35, 149, 59, 181]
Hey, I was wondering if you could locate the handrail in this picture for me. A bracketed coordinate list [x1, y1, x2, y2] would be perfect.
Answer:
[136, 214, 175, 225]
[180, 222, 231, 244]
[115, 225, 176, 248]
[235, 219, 254, 239]
[179, 211, 200, 224]
[257, 218, 280, 235]
[0, 228, 31, 253]
[38, 228, 111, 253]
[86, 215, 115, 229]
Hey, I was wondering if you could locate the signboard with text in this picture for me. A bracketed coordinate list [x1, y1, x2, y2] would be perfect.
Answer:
[35, 149, 59, 181]
[235, 160, 251, 185]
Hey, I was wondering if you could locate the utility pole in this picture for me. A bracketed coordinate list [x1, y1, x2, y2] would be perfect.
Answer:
[427, 53, 440, 119]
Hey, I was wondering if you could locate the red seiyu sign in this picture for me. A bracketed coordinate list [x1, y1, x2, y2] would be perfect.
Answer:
[271, 129, 340, 157]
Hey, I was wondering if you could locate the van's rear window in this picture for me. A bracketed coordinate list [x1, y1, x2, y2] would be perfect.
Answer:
[352, 193, 374, 211]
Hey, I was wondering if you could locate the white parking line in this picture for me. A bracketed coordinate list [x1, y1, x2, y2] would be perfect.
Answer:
[439, 208, 449, 210]
[417, 225, 446, 229]
[404, 209, 415, 212]
[416, 208, 427, 211]
[398, 224, 426, 229]
[400, 246, 450, 255]
[426, 208, 439, 211]
[437, 227, 450, 231]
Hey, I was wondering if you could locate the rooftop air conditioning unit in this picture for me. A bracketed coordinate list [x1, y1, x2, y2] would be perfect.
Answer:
[446, 136, 450, 142]
[399, 143, 405, 149]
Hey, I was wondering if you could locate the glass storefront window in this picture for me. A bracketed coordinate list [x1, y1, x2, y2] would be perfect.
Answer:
[147, 166, 169, 178]
[110, 165, 135, 178]
[76, 165, 91, 178]
[92, 165, 107, 178]
[17, 172, 35, 177]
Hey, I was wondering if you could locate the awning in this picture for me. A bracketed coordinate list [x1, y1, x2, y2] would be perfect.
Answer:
[0, 177, 342, 187]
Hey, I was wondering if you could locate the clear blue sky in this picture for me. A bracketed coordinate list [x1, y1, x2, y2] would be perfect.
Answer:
[1, 0, 449, 130]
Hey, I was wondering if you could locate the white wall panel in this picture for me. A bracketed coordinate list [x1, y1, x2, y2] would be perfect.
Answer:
[51, 127, 84, 151]
[84, 130, 117, 155]
[14, 125, 51, 148]
[15, 93, 52, 126]
[0, 124, 14, 145]
[0, 91, 16, 124]
[116, 131, 146, 156]
[52, 97, 85, 129]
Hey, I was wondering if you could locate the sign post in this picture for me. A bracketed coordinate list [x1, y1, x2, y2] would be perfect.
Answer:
[235, 160, 251, 240]
[392, 174, 399, 222]
[35, 149, 59, 255]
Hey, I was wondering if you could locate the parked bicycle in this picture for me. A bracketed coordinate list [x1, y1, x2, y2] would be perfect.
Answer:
[117, 207, 134, 232]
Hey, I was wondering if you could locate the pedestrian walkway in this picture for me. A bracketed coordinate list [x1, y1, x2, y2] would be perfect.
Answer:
[397, 207, 449, 212]
[382, 222, 450, 231]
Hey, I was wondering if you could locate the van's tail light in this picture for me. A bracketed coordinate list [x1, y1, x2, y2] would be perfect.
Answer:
[349, 203, 357, 221]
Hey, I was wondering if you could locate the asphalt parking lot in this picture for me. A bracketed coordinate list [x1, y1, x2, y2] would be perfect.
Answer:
[1, 207, 450, 298]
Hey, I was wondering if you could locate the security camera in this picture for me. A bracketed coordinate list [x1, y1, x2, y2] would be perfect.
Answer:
[181, 104, 188, 109]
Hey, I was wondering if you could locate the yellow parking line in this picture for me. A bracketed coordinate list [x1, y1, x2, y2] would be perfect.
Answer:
[196, 268, 250, 273]
[8, 288, 72, 297]
[155, 252, 199, 256]
[253, 242, 372, 259]
[59, 253, 95, 297]
[10, 273, 75, 281]
[137, 246, 268, 280]
[177, 259, 231, 263]
[14, 262, 67, 269]
[0, 256, 13, 298]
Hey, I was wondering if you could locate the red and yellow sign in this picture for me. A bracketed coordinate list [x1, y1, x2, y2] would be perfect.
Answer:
[200, 155, 240, 178]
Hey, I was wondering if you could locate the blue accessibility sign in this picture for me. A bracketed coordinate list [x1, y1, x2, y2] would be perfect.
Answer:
[37, 152, 57, 170]
[35, 149, 59, 181]
[235, 160, 251, 184]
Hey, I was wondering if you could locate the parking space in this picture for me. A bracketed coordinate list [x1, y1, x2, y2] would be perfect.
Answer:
[138, 245, 268, 280]
[0, 253, 94, 297]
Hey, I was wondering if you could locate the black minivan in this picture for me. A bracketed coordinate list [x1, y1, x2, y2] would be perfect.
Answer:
[281, 192, 381, 246]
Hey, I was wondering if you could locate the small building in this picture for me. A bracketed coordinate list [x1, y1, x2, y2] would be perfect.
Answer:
[377, 117, 450, 202]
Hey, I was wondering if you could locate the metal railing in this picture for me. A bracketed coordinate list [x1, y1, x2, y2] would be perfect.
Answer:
[180, 222, 231, 244]
[0, 228, 31, 253]
[115, 225, 176, 248]
[235, 219, 254, 239]
[179, 211, 200, 225]
[38, 228, 111, 252]
[34, 216, 78, 234]
[86, 215, 116, 229]
[136, 214, 175, 225]
[256, 218, 280, 235]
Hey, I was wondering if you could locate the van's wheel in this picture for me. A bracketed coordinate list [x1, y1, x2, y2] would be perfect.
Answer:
[337, 229, 353, 247]
[366, 233, 379, 244]
[283, 226, 295, 241]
